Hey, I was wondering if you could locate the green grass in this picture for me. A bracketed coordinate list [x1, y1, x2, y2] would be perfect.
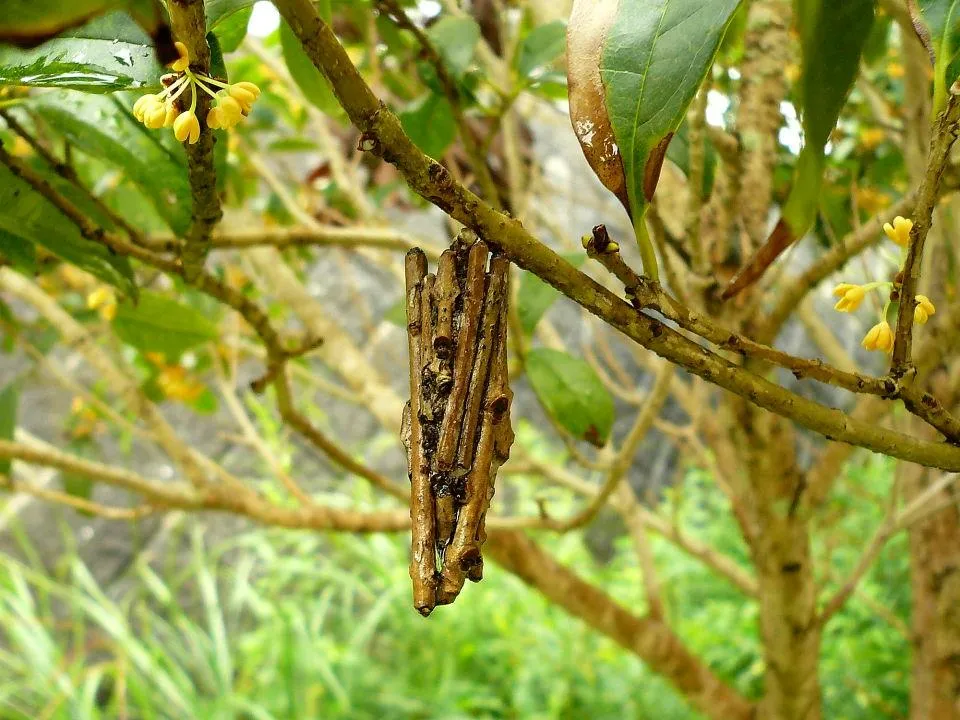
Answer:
[0, 454, 911, 719]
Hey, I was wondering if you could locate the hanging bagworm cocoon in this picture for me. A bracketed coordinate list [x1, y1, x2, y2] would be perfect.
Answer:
[401, 230, 514, 616]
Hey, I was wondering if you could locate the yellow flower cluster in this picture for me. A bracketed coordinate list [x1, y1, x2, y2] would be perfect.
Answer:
[133, 41, 261, 145]
[831, 215, 935, 353]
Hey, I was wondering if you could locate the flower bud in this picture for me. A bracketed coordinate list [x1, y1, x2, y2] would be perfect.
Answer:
[862, 321, 894, 353]
[143, 101, 167, 129]
[170, 41, 190, 72]
[832, 283, 866, 312]
[173, 110, 201, 144]
[882, 215, 913, 247]
[914, 294, 936, 325]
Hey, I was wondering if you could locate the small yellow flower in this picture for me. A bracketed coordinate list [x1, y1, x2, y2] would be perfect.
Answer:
[833, 283, 866, 312]
[886, 62, 905, 79]
[228, 83, 257, 112]
[233, 81, 261, 99]
[862, 320, 894, 353]
[854, 186, 891, 215]
[218, 94, 243, 123]
[157, 365, 204, 402]
[859, 127, 885, 151]
[163, 103, 179, 128]
[133, 93, 158, 121]
[883, 216, 913, 247]
[143, 100, 167, 129]
[206, 106, 223, 130]
[86, 286, 117, 321]
[170, 41, 190, 72]
[173, 110, 201, 144]
[914, 294, 936, 325]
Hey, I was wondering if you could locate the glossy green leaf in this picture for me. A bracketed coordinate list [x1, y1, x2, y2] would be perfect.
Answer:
[517, 253, 585, 335]
[526, 348, 615, 447]
[427, 17, 480, 78]
[112, 291, 218, 357]
[212, 6, 252, 53]
[206, 0, 256, 54]
[0, 162, 135, 294]
[279, 18, 341, 117]
[31, 92, 192, 235]
[0, 380, 18, 476]
[599, 0, 741, 220]
[0, 0, 165, 46]
[399, 93, 455, 158]
[0, 12, 162, 92]
[516, 21, 566, 79]
[909, 0, 960, 111]
[205, 0, 256, 30]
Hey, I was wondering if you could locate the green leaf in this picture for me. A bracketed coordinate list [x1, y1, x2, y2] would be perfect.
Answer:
[398, 93, 455, 158]
[205, 0, 256, 30]
[0, 11, 163, 92]
[0, 380, 18, 476]
[427, 17, 480, 78]
[721, 0, 873, 298]
[909, 0, 960, 111]
[517, 253, 585, 335]
[784, 0, 874, 234]
[526, 348, 615, 447]
[0, 0, 168, 47]
[0, 162, 136, 294]
[516, 21, 567, 80]
[665, 120, 717, 201]
[31, 92, 192, 236]
[0, 231, 36, 272]
[212, 6, 251, 53]
[112, 291, 218, 357]
[279, 19, 341, 117]
[599, 0, 741, 218]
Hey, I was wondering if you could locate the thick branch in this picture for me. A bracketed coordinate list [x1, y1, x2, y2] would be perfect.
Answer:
[271, 0, 960, 472]
[167, 0, 223, 280]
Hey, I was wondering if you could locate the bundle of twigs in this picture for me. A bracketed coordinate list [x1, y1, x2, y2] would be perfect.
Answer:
[401, 231, 514, 616]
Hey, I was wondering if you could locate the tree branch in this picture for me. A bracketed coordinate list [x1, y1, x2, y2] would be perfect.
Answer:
[167, 0, 223, 280]
[891, 84, 960, 373]
[270, 0, 960, 472]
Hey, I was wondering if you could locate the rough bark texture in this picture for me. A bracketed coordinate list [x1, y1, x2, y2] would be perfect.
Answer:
[735, 0, 792, 251]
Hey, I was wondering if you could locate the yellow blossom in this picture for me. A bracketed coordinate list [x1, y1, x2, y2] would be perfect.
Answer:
[886, 62, 905, 79]
[170, 41, 190, 72]
[86, 286, 117, 321]
[914, 294, 936, 325]
[173, 110, 201, 144]
[833, 283, 866, 312]
[157, 365, 204, 402]
[859, 127, 885, 151]
[143, 100, 167, 129]
[882, 215, 913, 247]
[854, 186, 891, 215]
[862, 320, 894, 353]
[163, 103, 179, 128]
